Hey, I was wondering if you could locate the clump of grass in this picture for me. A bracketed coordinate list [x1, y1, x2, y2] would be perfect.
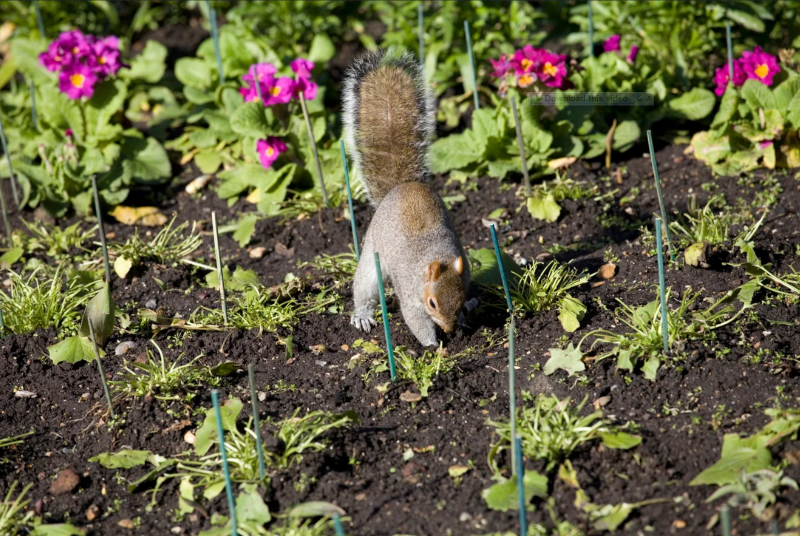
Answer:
[707, 469, 798, 521]
[506, 260, 590, 315]
[0, 482, 33, 535]
[670, 195, 731, 247]
[487, 394, 623, 472]
[110, 341, 224, 403]
[366, 346, 456, 397]
[18, 220, 97, 258]
[0, 266, 93, 334]
[112, 215, 202, 268]
[298, 251, 357, 282]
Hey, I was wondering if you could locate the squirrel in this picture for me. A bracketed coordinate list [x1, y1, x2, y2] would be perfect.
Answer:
[342, 49, 471, 347]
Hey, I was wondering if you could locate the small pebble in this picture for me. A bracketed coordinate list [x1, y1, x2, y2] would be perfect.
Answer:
[117, 519, 135, 529]
[115, 341, 137, 356]
[93, 391, 102, 400]
[86, 505, 100, 521]
[183, 431, 196, 445]
[315, 360, 328, 367]
[249, 247, 267, 259]
[50, 469, 80, 495]
[145, 299, 157, 309]
[14, 390, 37, 398]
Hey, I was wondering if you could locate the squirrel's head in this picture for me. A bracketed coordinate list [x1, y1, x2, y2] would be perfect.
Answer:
[422, 256, 466, 334]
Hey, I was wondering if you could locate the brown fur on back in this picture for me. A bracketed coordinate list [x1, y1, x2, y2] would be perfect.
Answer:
[358, 67, 425, 203]
[395, 182, 446, 235]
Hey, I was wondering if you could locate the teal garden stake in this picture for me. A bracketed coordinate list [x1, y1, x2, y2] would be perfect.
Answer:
[333, 515, 345, 536]
[206, 0, 224, 84]
[211, 390, 238, 536]
[654, 218, 669, 353]
[464, 20, 479, 110]
[247, 364, 267, 481]
[587, 1, 595, 57]
[340, 140, 360, 260]
[646, 130, 675, 261]
[720, 506, 731, 536]
[33, 0, 45, 39]
[418, 2, 425, 67]
[374, 252, 396, 382]
[515, 435, 527, 535]
[211, 212, 229, 325]
[726, 21, 734, 84]
[0, 112, 20, 208]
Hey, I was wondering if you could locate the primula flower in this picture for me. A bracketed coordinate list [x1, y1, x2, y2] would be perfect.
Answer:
[741, 46, 780, 87]
[713, 60, 747, 96]
[243, 62, 277, 85]
[760, 140, 773, 149]
[59, 63, 98, 100]
[489, 53, 512, 79]
[256, 137, 286, 169]
[91, 36, 121, 76]
[627, 45, 639, 64]
[511, 45, 540, 88]
[291, 58, 317, 101]
[39, 40, 72, 72]
[56, 30, 93, 61]
[533, 49, 568, 88]
[264, 77, 295, 105]
[603, 35, 621, 53]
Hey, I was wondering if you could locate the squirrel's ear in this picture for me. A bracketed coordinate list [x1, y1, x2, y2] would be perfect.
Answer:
[424, 261, 441, 282]
[453, 256, 464, 275]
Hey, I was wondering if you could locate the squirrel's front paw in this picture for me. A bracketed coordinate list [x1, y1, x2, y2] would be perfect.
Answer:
[350, 313, 377, 332]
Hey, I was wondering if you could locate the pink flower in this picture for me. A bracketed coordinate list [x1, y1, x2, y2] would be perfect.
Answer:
[627, 45, 639, 64]
[510, 46, 567, 89]
[65, 128, 73, 137]
[58, 63, 98, 99]
[39, 40, 72, 72]
[291, 58, 317, 101]
[489, 53, 512, 79]
[290, 58, 314, 78]
[603, 35, 621, 53]
[533, 49, 568, 88]
[256, 137, 286, 169]
[55, 30, 93, 61]
[713, 59, 747, 96]
[264, 77, 295, 105]
[242, 63, 277, 85]
[760, 140, 773, 149]
[90, 36, 121, 76]
[741, 47, 780, 87]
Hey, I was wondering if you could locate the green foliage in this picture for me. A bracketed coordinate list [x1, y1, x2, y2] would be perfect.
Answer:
[47, 335, 102, 365]
[526, 176, 596, 223]
[16, 220, 97, 259]
[297, 252, 358, 283]
[111, 216, 202, 277]
[369, 347, 456, 397]
[482, 470, 548, 512]
[669, 195, 731, 247]
[0, 266, 92, 335]
[468, 247, 524, 289]
[706, 469, 798, 521]
[487, 395, 640, 473]
[0, 481, 85, 536]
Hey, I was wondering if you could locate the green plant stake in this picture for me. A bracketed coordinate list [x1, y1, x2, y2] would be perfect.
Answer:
[29, 80, 38, 130]
[87, 321, 114, 420]
[654, 218, 669, 354]
[726, 21, 734, 84]
[247, 364, 267, 481]
[211, 390, 238, 536]
[0, 307, 4, 332]
[508, 316, 517, 476]
[374, 252, 396, 382]
[0, 173, 9, 246]
[514, 435, 527, 535]
[33, 0, 45, 39]
[91, 175, 112, 283]
[205, 0, 224, 84]
[509, 94, 531, 197]
[299, 92, 329, 208]
[587, 0, 595, 57]
[464, 20, 479, 110]
[770, 520, 779, 536]
[0, 112, 20, 208]
[340, 140, 359, 260]
[489, 224, 514, 314]
[254, 73, 264, 105]
[417, 2, 425, 67]
[211, 212, 228, 325]
[720, 506, 731, 536]
[333, 515, 345, 536]
[646, 130, 675, 261]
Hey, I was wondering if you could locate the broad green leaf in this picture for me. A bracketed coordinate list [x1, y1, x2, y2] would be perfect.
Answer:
[79, 281, 116, 347]
[175, 57, 213, 90]
[526, 192, 561, 222]
[741, 79, 777, 112]
[114, 256, 133, 279]
[48, 335, 103, 365]
[230, 102, 270, 138]
[611, 120, 640, 150]
[774, 77, 800, 115]
[89, 450, 150, 469]
[287, 501, 346, 518]
[787, 93, 800, 129]
[232, 214, 258, 247]
[29, 523, 86, 536]
[122, 137, 172, 184]
[194, 398, 243, 456]
[711, 85, 739, 128]
[429, 132, 483, 173]
[195, 151, 222, 174]
[467, 247, 523, 289]
[308, 33, 336, 64]
[726, 9, 765, 32]
[690, 433, 772, 486]
[600, 431, 642, 450]
[85, 79, 128, 136]
[472, 108, 498, 139]
[544, 343, 584, 376]
[0, 247, 23, 266]
[482, 470, 548, 512]
[557, 296, 586, 333]
[668, 88, 716, 120]
[689, 131, 731, 166]
[642, 355, 660, 380]
[120, 40, 167, 83]
[591, 503, 636, 531]
[236, 484, 272, 525]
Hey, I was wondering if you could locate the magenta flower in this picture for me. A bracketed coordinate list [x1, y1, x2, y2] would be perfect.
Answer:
[290, 58, 314, 78]
[243, 62, 278, 85]
[713, 60, 747, 96]
[489, 53, 512, 79]
[65, 128, 73, 137]
[510, 45, 540, 88]
[760, 140, 773, 149]
[603, 35, 621, 53]
[256, 137, 287, 169]
[56, 30, 93, 61]
[90, 36, 121, 76]
[291, 58, 317, 101]
[39, 40, 72, 72]
[627, 45, 639, 64]
[264, 77, 295, 105]
[533, 49, 567, 88]
[58, 63, 98, 100]
[741, 47, 780, 87]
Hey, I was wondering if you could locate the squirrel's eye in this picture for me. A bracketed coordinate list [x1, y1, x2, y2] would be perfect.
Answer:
[428, 298, 437, 310]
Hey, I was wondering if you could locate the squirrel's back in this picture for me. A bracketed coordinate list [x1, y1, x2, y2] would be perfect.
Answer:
[343, 49, 435, 205]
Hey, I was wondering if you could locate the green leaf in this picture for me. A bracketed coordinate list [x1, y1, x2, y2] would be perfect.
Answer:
[689, 131, 731, 166]
[114, 256, 133, 279]
[194, 398, 243, 456]
[642, 355, 660, 380]
[668, 88, 716, 120]
[774, 77, 800, 115]
[600, 431, 642, 450]
[29, 523, 86, 536]
[175, 57, 213, 90]
[287, 501, 346, 518]
[48, 336, 103, 365]
[726, 9, 765, 33]
[544, 343, 585, 376]
[89, 450, 150, 469]
[230, 102, 270, 138]
[467, 247, 523, 288]
[741, 79, 777, 112]
[194, 151, 222, 175]
[526, 192, 561, 223]
[236, 484, 272, 525]
[557, 296, 586, 333]
[85, 79, 128, 136]
[611, 120, 641, 150]
[591, 503, 636, 531]
[120, 40, 167, 83]
[429, 132, 483, 173]
[787, 93, 800, 129]
[711, 85, 739, 128]
[230, 267, 261, 290]
[0, 247, 23, 266]
[232, 214, 258, 247]
[482, 470, 548, 512]
[79, 281, 116, 347]
[690, 433, 772, 486]
[308, 33, 336, 64]
[472, 109, 498, 139]
[122, 137, 172, 184]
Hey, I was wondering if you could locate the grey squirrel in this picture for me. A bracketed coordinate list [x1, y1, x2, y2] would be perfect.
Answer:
[342, 49, 471, 347]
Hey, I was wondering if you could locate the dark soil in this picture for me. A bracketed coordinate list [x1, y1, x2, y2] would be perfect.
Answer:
[2, 144, 800, 536]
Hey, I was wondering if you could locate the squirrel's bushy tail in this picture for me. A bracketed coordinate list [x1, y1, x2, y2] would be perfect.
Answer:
[343, 49, 435, 205]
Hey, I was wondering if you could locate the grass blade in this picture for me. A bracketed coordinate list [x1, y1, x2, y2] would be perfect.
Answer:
[464, 20, 479, 110]
[340, 140, 360, 260]
[374, 252, 396, 382]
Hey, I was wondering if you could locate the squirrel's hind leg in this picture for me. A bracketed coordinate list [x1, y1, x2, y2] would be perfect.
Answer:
[351, 252, 379, 332]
